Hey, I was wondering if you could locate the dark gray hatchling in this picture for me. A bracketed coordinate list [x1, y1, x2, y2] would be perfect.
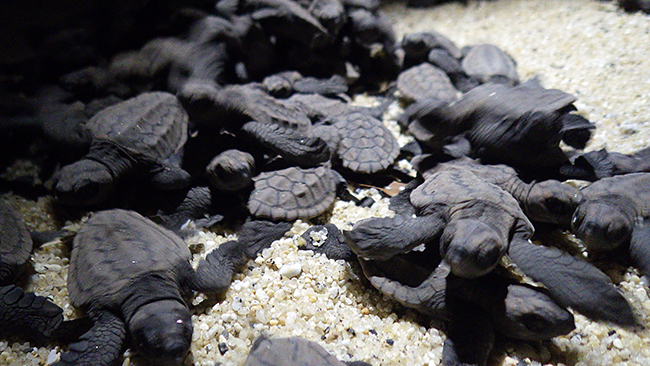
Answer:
[460, 43, 519, 86]
[206, 149, 257, 192]
[344, 165, 638, 326]
[248, 166, 339, 221]
[53, 92, 191, 206]
[241, 120, 332, 168]
[561, 146, 650, 181]
[193, 83, 313, 131]
[396, 63, 459, 104]
[314, 111, 401, 174]
[415, 156, 584, 226]
[0, 201, 75, 342]
[571, 172, 650, 280]
[56, 209, 248, 366]
[404, 79, 594, 171]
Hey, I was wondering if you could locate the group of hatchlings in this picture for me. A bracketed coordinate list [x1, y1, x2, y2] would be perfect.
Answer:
[1, 0, 650, 365]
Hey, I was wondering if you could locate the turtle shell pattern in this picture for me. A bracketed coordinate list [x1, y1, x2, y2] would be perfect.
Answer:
[68, 209, 191, 310]
[0, 202, 32, 283]
[84, 91, 189, 163]
[332, 111, 400, 174]
[396, 63, 458, 103]
[248, 166, 336, 221]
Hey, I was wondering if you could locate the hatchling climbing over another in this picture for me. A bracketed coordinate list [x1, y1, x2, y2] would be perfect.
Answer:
[55, 209, 248, 366]
[345, 165, 638, 327]
[53, 92, 191, 206]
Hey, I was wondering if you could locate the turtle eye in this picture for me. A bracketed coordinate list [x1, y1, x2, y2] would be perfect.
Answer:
[606, 222, 630, 243]
[520, 313, 548, 333]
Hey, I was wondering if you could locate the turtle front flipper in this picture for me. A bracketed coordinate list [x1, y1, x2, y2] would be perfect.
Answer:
[237, 219, 292, 258]
[0, 285, 64, 342]
[189, 240, 248, 294]
[344, 213, 445, 261]
[629, 218, 650, 280]
[149, 156, 192, 191]
[507, 237, 639, 327]
[55, 310, 126, 366]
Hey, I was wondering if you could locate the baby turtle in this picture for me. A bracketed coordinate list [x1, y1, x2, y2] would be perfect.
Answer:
[53, 92, 191, 206]
[317, 111, 400, 174]
[248, 165, 338, 221]
[396, 63, 458, 104]
[243, 335, 371, 366]
[206, 149, 257, 192]
[571, 172, 650, 278]
[344, 165, 638, 326]
[404, 80, 594, 172]
[400, 30, 462, 68]
[57, 209, 248, 365]
[415, 157, 583, 226]
[460, 43, 519, 86]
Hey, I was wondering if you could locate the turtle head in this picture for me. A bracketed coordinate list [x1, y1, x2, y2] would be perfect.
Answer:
[525, 180, 583, 226]
[571, 198, 635, 251]
[206, 149, 256, 192]
[54, 160, 114, 206]
[498, 284, 575, 341]
[129, 300, 193, 366]
[440, 219, 507, 279]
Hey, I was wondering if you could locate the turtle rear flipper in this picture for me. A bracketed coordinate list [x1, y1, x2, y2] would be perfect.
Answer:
[363, 259, 448, 316]
[629, 218, 650, 280]
[344, 213, 445, 261]
[507, 237, 639, 327]
[0, 285, 63, 342]
[55, 310, 126, 366]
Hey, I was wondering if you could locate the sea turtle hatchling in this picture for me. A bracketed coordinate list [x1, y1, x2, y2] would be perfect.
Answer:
[53, 92, 191, 206]
[396, 62, 458, 104]
[344, 165, 638, 326]
[571, 172, 650, 279]
[460, 43, 519, 86]
[403, 79, 595, 172]
[248, 165, 339, 221]
[414, 156, 583, 226]
[55, 209, 248, 366]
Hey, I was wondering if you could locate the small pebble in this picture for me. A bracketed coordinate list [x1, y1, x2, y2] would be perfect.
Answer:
[45, 350, 58, 365]
[279, 262, 302, 278]
[218, 342, 228, 355]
